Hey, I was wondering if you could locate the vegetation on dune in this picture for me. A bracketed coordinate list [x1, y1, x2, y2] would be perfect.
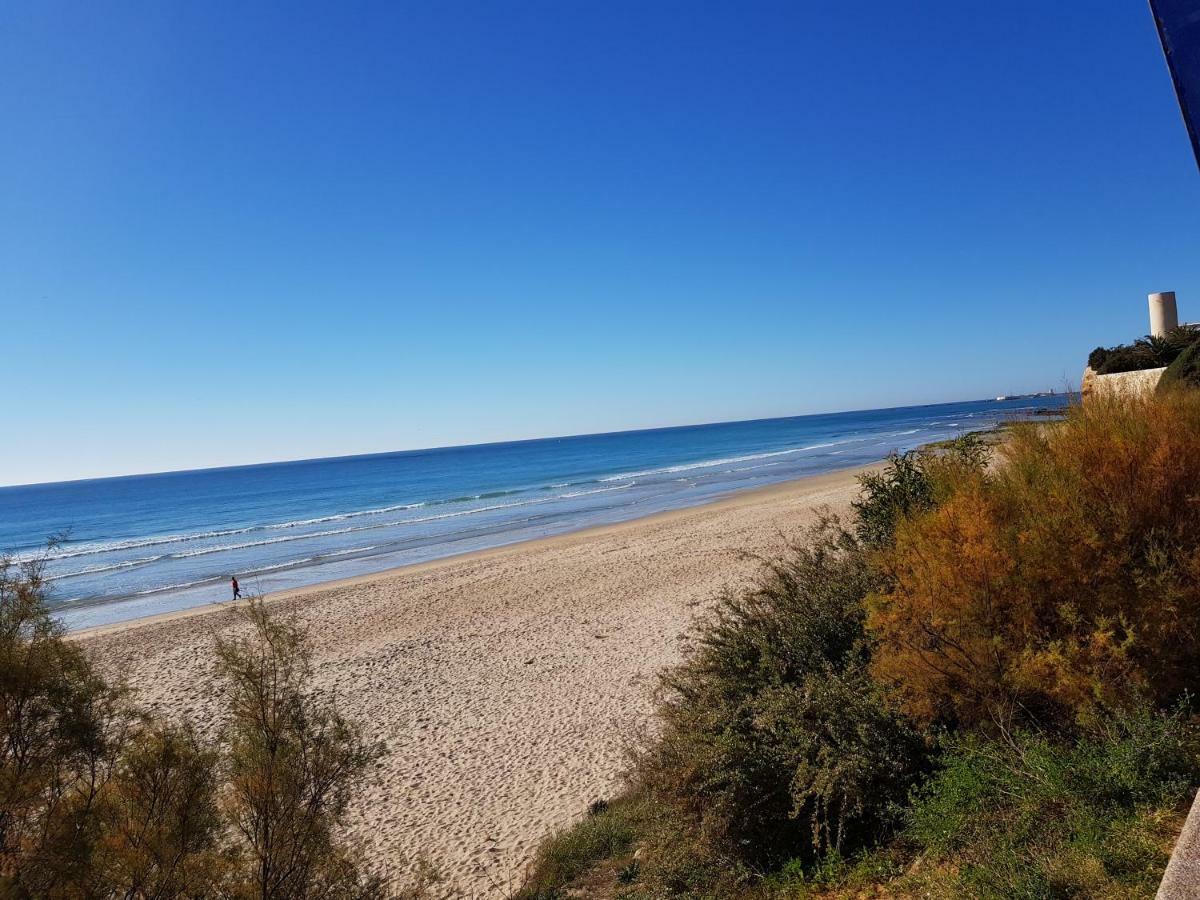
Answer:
[216, 601, 387, 899]
[903, 705, 1198, 899]
[518, 391, 1200, 900]
[871, 391, 1200, 731]
[853, 432, 989, 551]
[627, 517, 924, 891]
[517, 798, 644, 900]
[0, 555, 389, 899]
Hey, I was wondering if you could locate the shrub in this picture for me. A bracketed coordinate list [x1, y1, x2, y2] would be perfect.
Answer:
[0, 555, 228, 897]
[853, 453, 935, 550]
[215, 599, 387, 899]
[0, 557, 389, 899]
[88, 722, 225, 897]
[1088, 327, 1200, 376]
[1159, 340, 1200, 392]
[629, 520, 926, 889]
[906, 703, 1200, 898]
[0, 552, 128, 895]
[1088, 346, 1110, 371]
[869, 391, 1200, 730]
[853, 434, 989, 550]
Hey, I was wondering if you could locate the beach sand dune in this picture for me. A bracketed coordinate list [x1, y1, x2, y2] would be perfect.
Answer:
[78, 466, 872, 897]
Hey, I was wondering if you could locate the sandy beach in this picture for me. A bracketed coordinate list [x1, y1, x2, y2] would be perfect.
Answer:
[78, 465, 874, 897]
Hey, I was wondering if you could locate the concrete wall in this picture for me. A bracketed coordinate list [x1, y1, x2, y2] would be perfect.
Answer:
[1081, 366, 1166, 400]
[1157, 789, 1200, 898]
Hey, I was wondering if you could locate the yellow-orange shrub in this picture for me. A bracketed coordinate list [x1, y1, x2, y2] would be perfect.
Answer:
[869, 391, 1200, 730]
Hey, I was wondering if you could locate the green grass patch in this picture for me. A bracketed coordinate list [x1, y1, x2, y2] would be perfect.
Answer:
[901, 705, 1198, 899]
[515, 798, 645, 899]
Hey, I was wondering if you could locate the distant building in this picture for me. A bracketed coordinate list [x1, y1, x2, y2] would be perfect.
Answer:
[1082, 291, 1190, 399]
[1149, 291, 1178, 337]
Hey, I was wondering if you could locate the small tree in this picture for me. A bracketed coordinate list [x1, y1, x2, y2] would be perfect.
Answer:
[0, 557, 392, 898]
[0, 552, 127, 896]
[215, 599, 387, 900]
[88, 722, 225, 898]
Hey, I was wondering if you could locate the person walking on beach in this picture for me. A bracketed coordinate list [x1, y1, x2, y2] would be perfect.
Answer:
[231, 575, 242, 600]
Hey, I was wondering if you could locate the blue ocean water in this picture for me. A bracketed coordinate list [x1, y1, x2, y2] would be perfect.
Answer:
[0, 397, 1069, 630]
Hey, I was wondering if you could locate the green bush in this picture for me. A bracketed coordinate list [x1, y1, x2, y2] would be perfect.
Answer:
[1159, 340, 1200, 392]
[906, 703, 1200, 898]
[629, 520, 927, 888]
[0, 553, 131, 895]
[853, 434, 989, 550]
[853, 453, 934, 550]
[1088, 327, 1200, 376]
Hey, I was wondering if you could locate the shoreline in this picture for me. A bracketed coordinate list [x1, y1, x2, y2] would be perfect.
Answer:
[72, 463, 880, 641]
[45, 400, 1063, 635]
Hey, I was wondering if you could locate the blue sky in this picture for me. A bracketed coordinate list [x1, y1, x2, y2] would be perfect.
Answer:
[3, 1, 1198, 485]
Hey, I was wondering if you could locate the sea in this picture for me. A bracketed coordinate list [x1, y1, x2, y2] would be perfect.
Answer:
[0, 396, 1070, 630]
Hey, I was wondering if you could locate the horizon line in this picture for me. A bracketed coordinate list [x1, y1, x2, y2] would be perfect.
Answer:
[1, 392, 1066, 491]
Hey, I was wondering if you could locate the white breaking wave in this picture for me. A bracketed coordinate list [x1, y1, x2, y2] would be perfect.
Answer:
[261, 503, 426, 530]
[168, 529, 364, 559]
[731, 462, 781, 473]
[42, 526, 262, 562]
[597, 437, 871, 483]
[66, 490, 627, 568]
[559, 482, 634, 498]
[132, 578, 210, 596]
[43, 482, 646, 571]
[37, 480, 630, 567]
[119, 545, 384, 599]
[47, 555, 164, 582]
[41, 501, 432, 563]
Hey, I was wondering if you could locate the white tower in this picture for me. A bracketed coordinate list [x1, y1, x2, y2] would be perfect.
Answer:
[1149, 291, 1179, 337]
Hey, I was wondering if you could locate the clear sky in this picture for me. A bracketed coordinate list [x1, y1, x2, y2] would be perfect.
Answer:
[3, 1, 1199, 486]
